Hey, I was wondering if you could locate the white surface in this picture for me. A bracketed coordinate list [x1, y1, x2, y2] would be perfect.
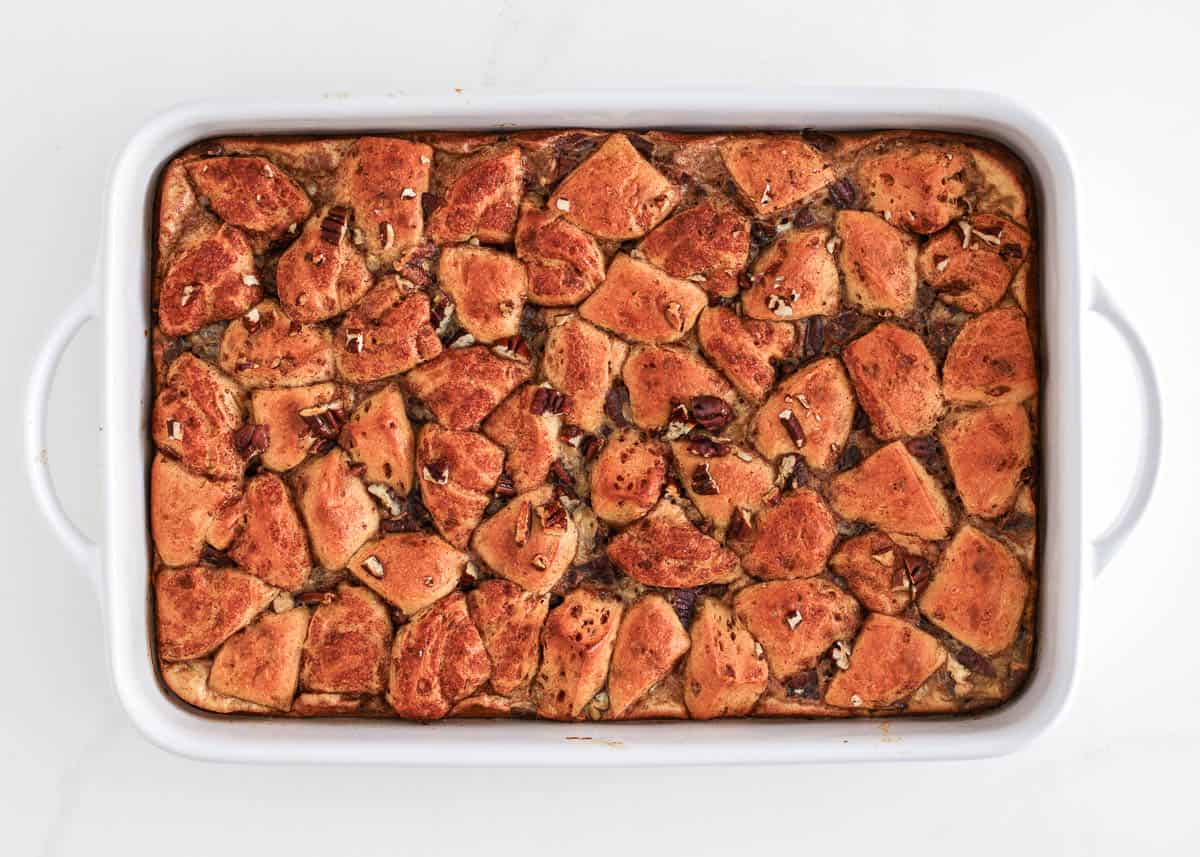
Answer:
[0, 0, 1195, 851]
[92, 90, 1087, 767]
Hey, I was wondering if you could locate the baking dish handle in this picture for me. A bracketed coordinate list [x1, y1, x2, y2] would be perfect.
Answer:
[1088, 277, 1162, 576]
[24, 281, 102, 597]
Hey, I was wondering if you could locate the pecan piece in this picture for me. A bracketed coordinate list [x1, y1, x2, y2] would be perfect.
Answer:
[320, 206, 351, 244]
[691, 395, 733, 432]
[494, 471, 517, 498]
[827, 177, 857, 209]
[691, 462, 720, 496]
[778, 409, 806, 447]
[233, 423, 270, 460]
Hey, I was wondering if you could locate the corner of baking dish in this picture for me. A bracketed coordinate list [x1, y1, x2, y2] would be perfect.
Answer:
[98, 90, 1084, 764]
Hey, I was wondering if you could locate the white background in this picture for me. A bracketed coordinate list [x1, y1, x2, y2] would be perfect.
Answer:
[2, 0, 1197, 853]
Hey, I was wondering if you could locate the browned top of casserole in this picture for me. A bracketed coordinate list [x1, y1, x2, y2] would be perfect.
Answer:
[149, 127, 1038, 721]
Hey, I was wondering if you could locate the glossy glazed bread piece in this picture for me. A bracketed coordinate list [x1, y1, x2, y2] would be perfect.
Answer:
[149, 127, 1039, 720]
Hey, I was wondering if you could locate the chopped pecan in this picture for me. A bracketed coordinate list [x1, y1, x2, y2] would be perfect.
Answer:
[549, 460, 577, 499]
[538, 498, 569, 532]
[422, 459, 450, 485]
[233, 423, 270, 460]
[906, 556, 932, 594]
[604, 385, 630, 427]
[298, 403, 345, 440]
[530, 386, 567, 416]
[514, 500, 533, 546]
[778, 409, 806, 447]
[827, 177, 857, 209]
[320, 206, 351, 244]
[296, 590, 337, 606]
[578, 434, 603, 461]
[494, 471, 517, 498]
[802, 316, 824, 359]
[727, 507, 753, 540]
[691, 395, 733, 432]
[836, 444, 863, 471]
[687, 438, 730, 459]
[494, 336, 531, 362]
[691, 462, 719, 496]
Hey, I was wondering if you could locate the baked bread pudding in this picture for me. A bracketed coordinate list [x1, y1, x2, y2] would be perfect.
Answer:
[150, 127, 1038, 721]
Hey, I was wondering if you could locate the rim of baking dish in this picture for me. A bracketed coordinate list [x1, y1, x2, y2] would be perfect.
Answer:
[101, 89, 1082, 764]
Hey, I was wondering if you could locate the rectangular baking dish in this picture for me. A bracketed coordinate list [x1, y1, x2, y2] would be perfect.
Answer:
[25, 89, 1162, 764]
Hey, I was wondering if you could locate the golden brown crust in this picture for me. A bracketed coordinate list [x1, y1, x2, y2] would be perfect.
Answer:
[751, 357, 855, 470]
[541, 316, 627, 432]
[579, 254, 707, 344]
[156, 566, 277, 661]
[217, 299, 335, 389]
[918, 214, 1031, 313]
[842, 322, 944, 440]
[150, 454, 241, 567]
[515, 202, 606, 306]
[275, 205, 372, 323]
[589, 429, 668, 526]
[481, 385, 560, 493]
[856, 142, 967, 234]
[825, 614, 946, 709]
[918, 526, 1028, 654]
[466, 579, 549, 697]
[340, 385, 415, 494]
[416, 423, 504, 548]
[745, 227, 839, 320]
[294, 450, 380, 569]
[720, 136, 834, 217]
[835, 210, 919, 316]
[829, 531, 921, 616]
[426, 143, 524, 245]
[696, 307, 795, 402]
[638, 197, 750, 298]
[158, 225, 261, 336]
[187, 156, 311, 244]
[684, 598, 768, 719]
[436, 245, 528, 343]
[942, 307, 1037, 405]
[940, 404, 1031, 518]
[672, 440, 774, 531]
[152, 353, 247, 480]
[161, 659, 274, 714]
[250, 382, 339, 473]
[334, 281, 442, 384]
[336, 137, 432, 265]
[471, 486, 579, 593]
[300, 584, 392, 695]
[346, 532, 465, 614]
[623, 345, 735, 429]
[607, 594, 690, 718]
[606, 500, 739, 588]
[733, 578, 861, 678]
[228, 473, 311, 589]
[209, 607, 310, 710]
[552, 134, 678, 240]
[828, 442, 954, 540]
[534, 588, 623, 720]
[739, 489, 838, 580]
[623, 674, 689, 720]
[404, 345, 531, 430]
[386, 592, 490, 719]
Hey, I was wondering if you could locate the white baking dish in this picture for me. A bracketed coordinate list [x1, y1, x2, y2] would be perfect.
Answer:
[24, 89, 1162, 765]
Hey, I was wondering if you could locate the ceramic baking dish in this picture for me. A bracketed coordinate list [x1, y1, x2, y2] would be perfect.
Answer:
[24, 90, 1162, 765]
